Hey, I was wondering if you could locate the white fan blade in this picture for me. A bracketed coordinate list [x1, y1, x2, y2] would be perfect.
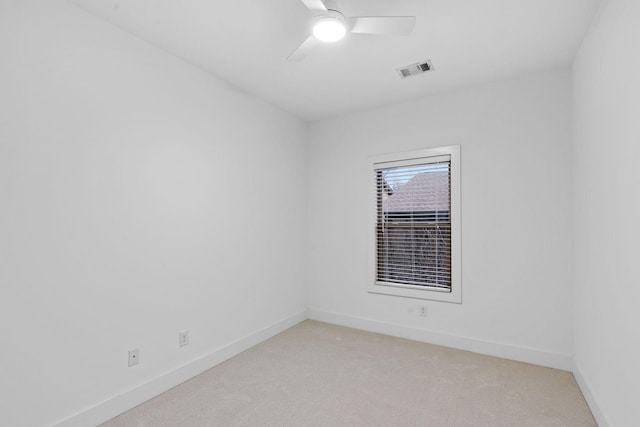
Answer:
[287, 35, 320, 61]
[348, 16, 416, 36]
[299, 0, 327, 12]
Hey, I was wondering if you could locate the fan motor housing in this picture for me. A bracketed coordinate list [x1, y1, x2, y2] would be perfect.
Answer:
[316, 8, 345, 22]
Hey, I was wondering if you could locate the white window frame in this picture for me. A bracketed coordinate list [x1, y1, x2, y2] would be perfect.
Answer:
[368, 145, 461, 303]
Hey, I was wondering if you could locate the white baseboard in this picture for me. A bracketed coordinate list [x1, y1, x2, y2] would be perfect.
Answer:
[52, 309, 588, 427]
[308, 308, 573, 371]
[52, 311, 307, 427]
[572, 363, 610, 427]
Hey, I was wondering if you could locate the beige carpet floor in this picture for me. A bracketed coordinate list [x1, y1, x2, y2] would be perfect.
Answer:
[102, 320, 596, 426]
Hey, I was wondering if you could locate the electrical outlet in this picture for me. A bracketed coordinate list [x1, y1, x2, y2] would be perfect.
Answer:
[128, 348, 139, 367]
[419, 305, 428, 317]
[179, 330, 189, 347]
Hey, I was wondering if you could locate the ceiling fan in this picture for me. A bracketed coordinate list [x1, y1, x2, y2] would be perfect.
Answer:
[288, 0, 416, 61]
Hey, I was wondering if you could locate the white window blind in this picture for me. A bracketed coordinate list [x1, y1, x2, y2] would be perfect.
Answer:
[375, 156, 452, 291]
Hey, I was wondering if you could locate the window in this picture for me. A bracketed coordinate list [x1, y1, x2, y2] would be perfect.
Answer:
[368, 146, 461, 303]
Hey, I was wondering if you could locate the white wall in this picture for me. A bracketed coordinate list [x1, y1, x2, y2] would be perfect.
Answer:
[572, 0, 640, 425]
[0, 1, 307, 426]
[307, 70, 574, 368]
[6, 0, 633, 425]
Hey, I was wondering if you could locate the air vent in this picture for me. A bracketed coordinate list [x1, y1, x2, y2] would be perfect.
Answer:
[397, 60, 434, 79]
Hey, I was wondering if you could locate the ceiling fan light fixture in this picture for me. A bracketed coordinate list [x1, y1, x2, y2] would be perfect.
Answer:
[313, 17, 346, 42]
[287, 0, 417, 61]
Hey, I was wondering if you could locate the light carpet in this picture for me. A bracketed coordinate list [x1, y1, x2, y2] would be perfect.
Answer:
[102, 320, 596, 426]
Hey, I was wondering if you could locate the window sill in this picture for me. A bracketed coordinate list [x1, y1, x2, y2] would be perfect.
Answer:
[368, 281, 461, 303]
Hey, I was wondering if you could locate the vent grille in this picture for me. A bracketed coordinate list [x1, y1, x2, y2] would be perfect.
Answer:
[397, 60, 434, 79]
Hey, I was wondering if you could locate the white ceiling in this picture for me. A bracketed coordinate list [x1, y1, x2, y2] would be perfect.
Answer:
[72, 0, 600, 122]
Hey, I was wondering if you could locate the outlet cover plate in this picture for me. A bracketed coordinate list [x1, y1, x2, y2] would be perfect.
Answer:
[128, 348, 139, 367]
[179, 330, 189, 347]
